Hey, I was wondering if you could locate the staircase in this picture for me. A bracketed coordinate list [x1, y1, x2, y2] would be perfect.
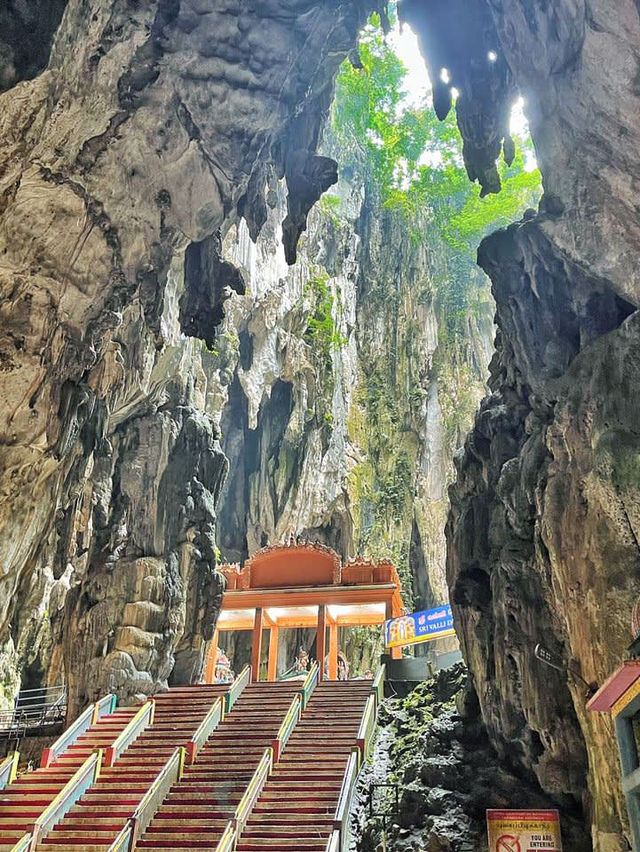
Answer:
[34, 685, 226, 851]
[136, 681, 299, 851]
[237, 681, 372, 852]
[2, 672, 381, 852]
[0, 705, 138, 851]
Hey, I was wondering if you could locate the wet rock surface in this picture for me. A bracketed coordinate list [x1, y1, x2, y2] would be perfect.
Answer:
[356, 664, 589, 852]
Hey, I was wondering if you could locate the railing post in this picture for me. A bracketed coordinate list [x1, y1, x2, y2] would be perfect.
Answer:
[225, 664, 251, 714]
[298, 661, 319, 710]
[104, 700, 154, 768]
[0, 751, 19, 789]
[30, 749, 102, 849]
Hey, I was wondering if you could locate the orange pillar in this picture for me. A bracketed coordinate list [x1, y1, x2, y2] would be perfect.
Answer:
[328, 620, 338, 681]
[204, 629, 219, 683]
[251, 608, 264, 682]
[386, 600, 402, 660]
[317, 605, 327, 682]
[267, 625, 279, 682]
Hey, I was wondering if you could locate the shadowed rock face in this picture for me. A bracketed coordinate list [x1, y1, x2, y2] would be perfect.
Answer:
[357, 664, 590, 851]
[0, 0, 378, 711]
[0, 0, 67, 91]
[438, 2, 640, 848]
[0, 1, 639, 847]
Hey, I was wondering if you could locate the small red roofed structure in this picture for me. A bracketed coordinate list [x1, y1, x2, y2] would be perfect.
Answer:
[205, 542, 404, 683]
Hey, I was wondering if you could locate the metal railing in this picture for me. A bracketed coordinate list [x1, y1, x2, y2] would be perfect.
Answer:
[30, 749, 102, 847]
[272, 694, 301, 762]
[105, 700, 154, 767]
[10, 834, 31, 852]
[0, 685, 67, 736]
[234, 747, 273, 834]
[333, 748, 361, 852]
[187, 697, 223, 764]
[215, 821, 237, 852]
[325, 830, 340, 852]
[371, 664, 385, 706]
[126, 746, 185, 848]
[0, 752, 19, 789]
[41, 693, 116, 768]
[93, 693, 117, 723]
[298, 661, 319, 709]
[356, 694, 376, 759]
[366, 780, 400, 832]
[107, 823, 133, 852]
[225, 665, 251, 714]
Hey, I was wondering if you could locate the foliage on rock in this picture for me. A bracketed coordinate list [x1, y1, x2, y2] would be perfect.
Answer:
[357, 663, 589, 852]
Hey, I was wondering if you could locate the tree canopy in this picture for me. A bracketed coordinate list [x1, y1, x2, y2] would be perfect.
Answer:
[331, 13, 541, 260]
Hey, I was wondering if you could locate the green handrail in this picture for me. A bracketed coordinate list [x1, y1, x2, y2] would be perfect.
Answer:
[225, 664, 251, 714]
[272, 694, 301, 762]
[333, 747, 360, 852]
[31, 750, 102, 846]
[325, 830, 340, 852]
[105, 699, 154, 767]
[356, 694, 376, 759]
[10, 834, 31, 852]
[187, 697, 223, 764]
[234, 746, 273, 833]
[298, 661, 319, 709]
[93, 692, 117, 722]
[0, 752, 18, 789]
[371, 664, 385, 706]
[40, 692, 115, 768]
[107, 822, 133, 852]
[214, 821, 236, 852]
[130, 747, 185, 844]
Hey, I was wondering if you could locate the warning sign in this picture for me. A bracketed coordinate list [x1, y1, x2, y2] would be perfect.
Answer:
[487, 810, 562, 852]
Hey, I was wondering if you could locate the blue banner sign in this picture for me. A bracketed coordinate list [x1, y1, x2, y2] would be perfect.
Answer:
[385, 605, 455, 648]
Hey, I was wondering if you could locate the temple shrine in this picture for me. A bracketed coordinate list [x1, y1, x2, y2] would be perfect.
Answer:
[204, 542, 405, 682]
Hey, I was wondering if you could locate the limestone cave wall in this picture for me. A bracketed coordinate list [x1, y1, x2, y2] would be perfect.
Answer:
[0, 0, 379, 714]
[211, 158, 492, 617]
[417, 1, 640, 849]
[0, 2, 639, 849]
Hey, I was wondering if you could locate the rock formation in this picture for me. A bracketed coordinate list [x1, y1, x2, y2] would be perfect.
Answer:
[432, 2, 640, 849]
[356, 663, 590, 851]
[0, 1, 639, 849]
[0, 0, 380, 714]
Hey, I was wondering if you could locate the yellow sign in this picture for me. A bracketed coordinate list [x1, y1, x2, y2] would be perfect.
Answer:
[612, 675, 640, 717]
[487, 810, 562, 852]
[385, 606, 455, 648]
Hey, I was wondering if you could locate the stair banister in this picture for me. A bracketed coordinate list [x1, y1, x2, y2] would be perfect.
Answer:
[215, 821, 237, 852]
[104, 699, 155, 767]
[356, 693, 376, 759]
[371, 664, 385, 706]
[234, 746, 273, 834]
[108, 822, 134, 852]
[0, 751, 19, 789]
[10, 835, 32, 851]
[225, 664, 251, 714]
[29, 749, 102, 849]
[187, 696, 224, 764]
[127, 746, 186, 849]
[41, 692, 116, 767]
[333, 747, 361, 852]
[92, 692, 117, 723]
[272, 693, 302, 762]
[298, 660, 319, 709]
[325, 830, 340, 852]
